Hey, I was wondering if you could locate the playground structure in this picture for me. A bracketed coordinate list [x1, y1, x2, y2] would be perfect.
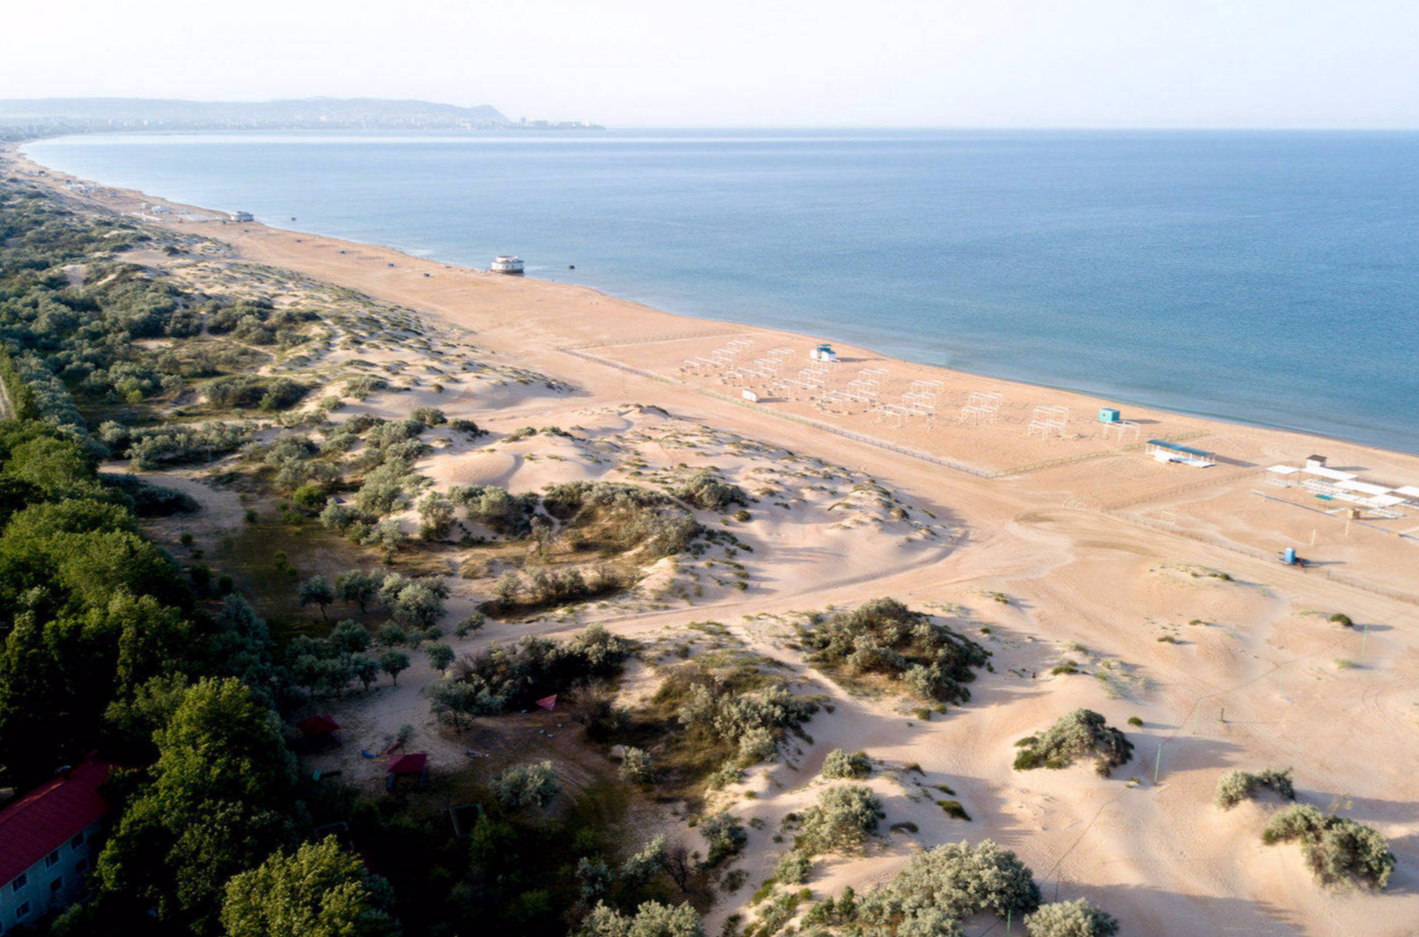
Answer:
[1027, 405, 1070, 440]
[1102, 419, 1141, 442]
[959, 389, 1003, 425]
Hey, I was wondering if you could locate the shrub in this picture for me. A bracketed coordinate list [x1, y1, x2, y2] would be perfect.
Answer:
[1262, 805, 1395, 889]
[1329, 613, 1353, 627]
[449, 483, 538, 537]
[798, 598, 989, 706]
[205, 375, 310, 411]
[798, 785, 884, 855]
[576, 901, 702, 937]
[674, 468, 748, 511]
[619, 747, 655, 785]
[493, 761, 560, 811]
[1215, 767, 1296, 810]
[822, 748, 872, 780]
[676, 681, 816, 767]
[541, 480, 702, 558]
[854, 839, 1041, 927]
[699, 812, 748, 866]
[1013, 710, 1134, 778]
[1025, 898, 1120, 937]
[774, 850, 813, 885]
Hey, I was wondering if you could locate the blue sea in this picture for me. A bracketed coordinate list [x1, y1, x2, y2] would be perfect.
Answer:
[25, 130, 1419, 453]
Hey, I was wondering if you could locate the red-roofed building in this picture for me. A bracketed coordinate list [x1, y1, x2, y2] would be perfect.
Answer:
[0, 758, 111, 930]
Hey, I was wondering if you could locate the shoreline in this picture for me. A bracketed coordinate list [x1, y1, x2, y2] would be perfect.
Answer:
[19, 133, 1418, 457]
[10, 140, 1417, 463]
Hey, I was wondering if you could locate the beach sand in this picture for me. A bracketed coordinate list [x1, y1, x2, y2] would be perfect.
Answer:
[10, 148, 1419, 936]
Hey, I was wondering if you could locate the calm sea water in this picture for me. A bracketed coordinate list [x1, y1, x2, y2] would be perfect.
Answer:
[25, 130, 1419, 453]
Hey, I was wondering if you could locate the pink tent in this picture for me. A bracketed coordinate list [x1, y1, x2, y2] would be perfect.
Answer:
[535, 695, 558, 712]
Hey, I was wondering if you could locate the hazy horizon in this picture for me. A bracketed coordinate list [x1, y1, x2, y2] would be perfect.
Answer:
[4, 0, 1418, 130]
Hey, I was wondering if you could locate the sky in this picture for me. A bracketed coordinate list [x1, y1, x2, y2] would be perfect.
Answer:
[4, 0, 1418, 128]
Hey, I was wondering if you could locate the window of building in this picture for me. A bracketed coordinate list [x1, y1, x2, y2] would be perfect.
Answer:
[70, 831, 84, 850]
[15, 902, 30, 920]
[44, 849, 60, 868]
[49, 877, 62, 895]
[74, 858, 88, 875]
[10, 873, 25, 892]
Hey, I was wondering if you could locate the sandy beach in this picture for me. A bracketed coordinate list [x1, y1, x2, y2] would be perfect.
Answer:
[10, 146, 1419, 936]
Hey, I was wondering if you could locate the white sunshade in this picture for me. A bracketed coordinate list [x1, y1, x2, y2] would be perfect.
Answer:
[1266, 465, 1302, 474]
[1303, 466, 1359, 481]
[1366, 495, 1406, 508]
[1395, 485, 1419, 498]
[1338, 480, 1394, 496]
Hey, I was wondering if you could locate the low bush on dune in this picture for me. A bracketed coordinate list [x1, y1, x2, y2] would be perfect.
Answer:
[796, 785, 885, 855]
[675, 672, 818, 768]
[798, 840, 1119, 937]
[1215, 767, 1296, 809]
[449, 483, 538, 537]
[488, 564, 630, 615]
[1262, 804, 1395, 889]
[543, 480, 702, 558]
[612, 656, 817, 798]
[204, 374, 311, 411]
[798, 598, 990, 707]
[853, 839, 1041, 929]
[673, 468, 748, 512]
[1024, 898, 1120, 937]
[821, 748, 872, 779]
[1013, 709, 1134, 778]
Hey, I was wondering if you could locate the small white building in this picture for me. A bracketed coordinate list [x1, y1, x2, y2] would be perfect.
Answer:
[809, 343, 836, 363]
[229, 211, 254, 222]
[491, 255, 525, 275]
[0, 759, 111, 930]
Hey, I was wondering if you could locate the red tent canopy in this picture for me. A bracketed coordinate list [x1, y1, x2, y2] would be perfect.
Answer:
[297, 715, 340, 736]
[387, 753, 428, 775]
[535, 695, 558, 711]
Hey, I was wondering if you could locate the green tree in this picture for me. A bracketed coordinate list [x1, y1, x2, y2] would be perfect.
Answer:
[329, 619, 372, 655]
[350, 655, 380, 692]
[95, 677, 299, 933]
[299, 575, 335, 621]
[334, 569, 381, 614]
[378, 649, 410, 686]
[221, 836, 400, 937]
[425, 641, 455, 672]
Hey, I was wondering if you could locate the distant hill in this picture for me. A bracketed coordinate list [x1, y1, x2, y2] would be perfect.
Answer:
[0, 97, 523, 131]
